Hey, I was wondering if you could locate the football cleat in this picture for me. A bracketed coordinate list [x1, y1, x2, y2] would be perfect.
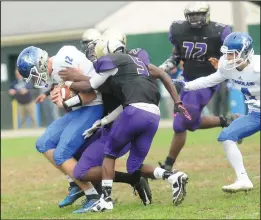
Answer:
[168, 171, 189, 206]
[58, 186, 85, 208]
[132, 177, 152, 206]
[222, 179, 253, 193]
[72, 198, 99, 214]
[158, 161, 172, 171]
[90, 196, 114, 212]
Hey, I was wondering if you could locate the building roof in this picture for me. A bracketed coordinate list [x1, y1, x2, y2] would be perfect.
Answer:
[1, 1, 128, 36]
[95, 1, 260, 34]
[1, 1, 128, 46]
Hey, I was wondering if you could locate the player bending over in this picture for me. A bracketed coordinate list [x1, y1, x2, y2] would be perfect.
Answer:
[16, 45, 104, 209]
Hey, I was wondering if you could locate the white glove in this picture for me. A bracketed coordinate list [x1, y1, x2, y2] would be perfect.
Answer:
[82, 120, 102, 139]
[245, 99, 260, 108]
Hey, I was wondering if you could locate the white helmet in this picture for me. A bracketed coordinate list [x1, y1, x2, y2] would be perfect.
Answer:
[184, 2, 210, 28]
[101, 29, 127, 47]
[95, 39, 126, 59]
[81, 28, 102, 51]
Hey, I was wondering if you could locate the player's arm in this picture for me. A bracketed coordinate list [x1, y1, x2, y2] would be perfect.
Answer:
[185, 70, 226, 90]
[82, 105, 124, 139]
[159, 24, 181, 72]
[148, 64, 180, 103]
[101, 105, 123, 125]
[68, 68, 118, 93]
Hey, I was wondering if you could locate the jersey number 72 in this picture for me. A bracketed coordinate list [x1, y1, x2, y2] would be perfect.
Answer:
[183, 41, 208, 60]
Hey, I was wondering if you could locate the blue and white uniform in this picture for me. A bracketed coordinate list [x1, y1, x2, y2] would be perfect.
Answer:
[185, 54, 260, 142]
[36, 46, 104, 165]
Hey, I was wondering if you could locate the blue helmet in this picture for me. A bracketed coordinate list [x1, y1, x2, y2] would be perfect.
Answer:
[220, 32, 254, 70]
[17, 46, 49, 88]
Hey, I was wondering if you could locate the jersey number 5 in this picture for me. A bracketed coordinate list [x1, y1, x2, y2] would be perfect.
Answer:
[65, 56, 73, 65]
[183, 41, 207, 60]
[129, 55, 149, 76]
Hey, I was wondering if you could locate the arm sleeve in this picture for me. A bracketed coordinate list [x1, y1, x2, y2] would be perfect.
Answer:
[89, 68, 118, 89]
[186, 70, 226, 90]
[101, 105, 123, 125]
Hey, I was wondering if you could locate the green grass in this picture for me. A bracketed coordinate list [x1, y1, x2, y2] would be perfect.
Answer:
[1, 128, 260, 219]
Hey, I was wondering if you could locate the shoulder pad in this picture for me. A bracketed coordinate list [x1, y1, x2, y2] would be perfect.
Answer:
[128, 48, 150, 66]
[94, 55, 117, 73]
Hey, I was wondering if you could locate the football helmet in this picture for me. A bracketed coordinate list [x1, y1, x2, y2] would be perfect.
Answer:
[184, 2, 210, 28]
[16, 46, 49, 88]
[220, 32, 254, 70]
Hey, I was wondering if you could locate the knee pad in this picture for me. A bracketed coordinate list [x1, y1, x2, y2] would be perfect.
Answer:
[217, 128, 237, 142]
[173, 116, 200, 133]
[53, 147, 73, 166]
[35, 135, 54, 153]
[73, 165, 85, 181]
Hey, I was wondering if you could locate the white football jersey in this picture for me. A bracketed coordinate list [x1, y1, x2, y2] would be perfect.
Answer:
[186, 55, 260, 112]
[50, 45, 102, 107]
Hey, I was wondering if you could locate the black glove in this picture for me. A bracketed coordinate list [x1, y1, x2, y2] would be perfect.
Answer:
[174, 101, 192, 120]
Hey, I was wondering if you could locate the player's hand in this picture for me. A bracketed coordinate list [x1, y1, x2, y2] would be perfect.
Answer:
[208, 57, 219, 70]
[245, 99, 260, 108]
[82, 120, 102, 139]
[174, 101, 192, 120]
[35, 94, 47, 103]
[50, 86, 61, 103]
[58, 66, 83, 81]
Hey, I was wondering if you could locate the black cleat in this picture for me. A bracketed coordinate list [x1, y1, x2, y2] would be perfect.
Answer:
[132, 177, 152, 206]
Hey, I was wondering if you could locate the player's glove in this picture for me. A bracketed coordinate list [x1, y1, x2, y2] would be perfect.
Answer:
[174, 101, 192, 120]
[82, 120, 102, 139]
[245, 99, 260, 108]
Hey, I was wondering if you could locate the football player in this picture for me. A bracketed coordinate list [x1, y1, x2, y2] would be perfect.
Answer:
[16, 45, 104, 209]
[59, 38, 191, 212]
[159, 1, 240, 171]
[173, 32, 260, 192]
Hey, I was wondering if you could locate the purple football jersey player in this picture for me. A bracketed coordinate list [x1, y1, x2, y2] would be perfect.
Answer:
[158, 2, 240, 171]
[59, 38, 190, 212]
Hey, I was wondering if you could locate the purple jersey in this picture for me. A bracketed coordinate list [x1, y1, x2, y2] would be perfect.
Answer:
[169, 20, 231, 80]
[128, 48, 150, 66]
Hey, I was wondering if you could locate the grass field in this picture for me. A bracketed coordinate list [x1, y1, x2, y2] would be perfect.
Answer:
[1, 128, 260, 219]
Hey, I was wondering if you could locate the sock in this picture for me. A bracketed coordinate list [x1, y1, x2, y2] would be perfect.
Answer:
[165, 156, 175, 168]
[84, 187, 99, 200]
[102, 180, 113, 198]
[93, 182, 103, 195]
[114, 171, 140, 186]
[222, 140, 248, 181]
[153, 167, 173, 180]
[65, 175, 77, 187]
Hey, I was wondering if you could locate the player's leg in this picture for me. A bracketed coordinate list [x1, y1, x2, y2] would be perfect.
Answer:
[90, 106, 160, 212]
[126, 126, 189, 206]
[161, 87, 234, 170]
[218, 111, 260, 193]
[53, 105, 103, 205]
[58, 128, 103, 208]
[36, 112, 85, 207]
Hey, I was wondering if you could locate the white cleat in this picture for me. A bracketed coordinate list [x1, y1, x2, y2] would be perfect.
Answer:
[222, 179, 253, 193]
[90, 197, 113, 212]
[168, 171, 189, 206]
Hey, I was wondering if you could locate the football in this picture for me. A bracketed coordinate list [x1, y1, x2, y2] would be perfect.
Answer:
[59, 84, 77, 100]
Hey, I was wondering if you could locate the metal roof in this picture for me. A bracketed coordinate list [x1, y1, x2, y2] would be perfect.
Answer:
[1, 1, 128, 36]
